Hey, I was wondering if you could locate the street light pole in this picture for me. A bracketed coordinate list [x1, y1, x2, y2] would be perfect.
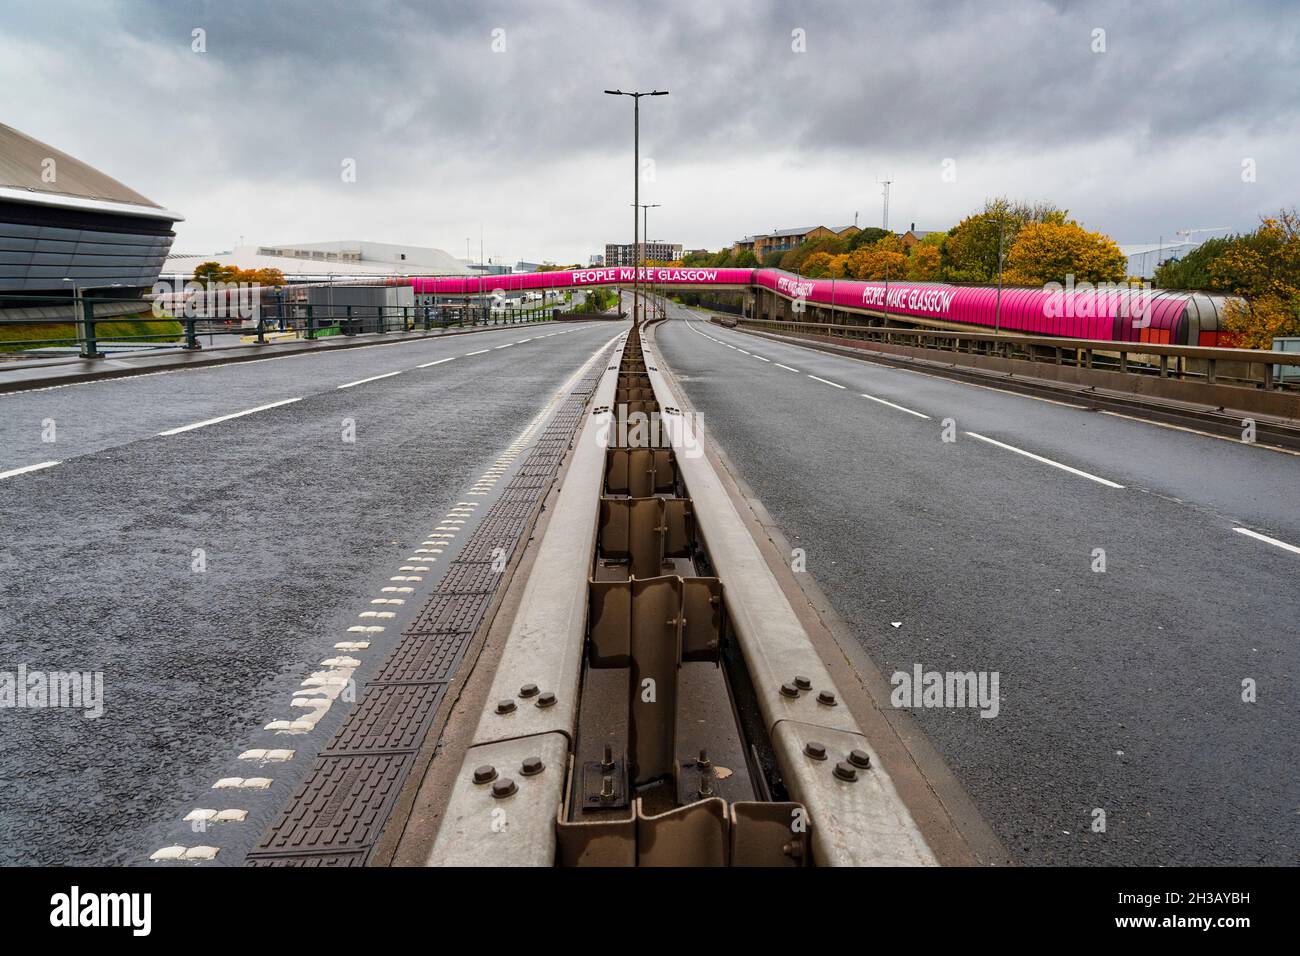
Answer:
[605, 89, 668, 326]
[633, 202, 661, 320]
[995, 218, 1006, 335]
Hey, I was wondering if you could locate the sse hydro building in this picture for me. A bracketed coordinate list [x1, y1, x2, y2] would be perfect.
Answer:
[0, 122, 181, 310]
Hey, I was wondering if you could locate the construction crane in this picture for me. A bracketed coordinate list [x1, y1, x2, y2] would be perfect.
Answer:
[1175, 226, 1229, 242]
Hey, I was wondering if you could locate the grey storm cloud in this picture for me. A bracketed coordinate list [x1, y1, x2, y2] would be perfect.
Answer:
[3, 0, 1295, 259]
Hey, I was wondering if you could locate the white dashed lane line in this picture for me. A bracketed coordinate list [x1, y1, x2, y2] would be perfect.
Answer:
[0, 460, 60, 480]
[860, 393, 931, 419]
[775, 363, 800, 372]
[1233, 527, 1300, 556]
[965, 431, 1125, 489]
[416, 357, 456, 369]
[807, 374, 846, 389]
[157, 397, 303, 435]
[337, 370, 403, 390]
[466, 349, 490, 355]
[754, 355, 771, 362]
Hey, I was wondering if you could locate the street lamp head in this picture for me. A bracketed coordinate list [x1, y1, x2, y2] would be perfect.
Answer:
[651, 90, 669, 96]
[604, 89, 623, 95]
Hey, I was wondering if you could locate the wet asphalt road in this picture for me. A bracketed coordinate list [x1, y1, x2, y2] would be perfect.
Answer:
[656, 304, 1299, 866]
[0, 319, 622, 865]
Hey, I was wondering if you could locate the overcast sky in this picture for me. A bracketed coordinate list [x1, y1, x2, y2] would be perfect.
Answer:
[2, 0, 1295, 265]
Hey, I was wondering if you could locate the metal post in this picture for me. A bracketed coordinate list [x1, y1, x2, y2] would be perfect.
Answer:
[77, 292, 99, 359]
[306, 304, 316, 340]
[995, 219, 1005, 335]
[345, 304, 353, 335]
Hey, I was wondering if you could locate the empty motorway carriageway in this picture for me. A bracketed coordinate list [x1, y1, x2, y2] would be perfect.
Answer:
[0, 301, 1296, 874]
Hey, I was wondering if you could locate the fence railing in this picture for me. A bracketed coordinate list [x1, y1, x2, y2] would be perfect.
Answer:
[726, 317, 1300, 393]
[0, 293, 566, 360]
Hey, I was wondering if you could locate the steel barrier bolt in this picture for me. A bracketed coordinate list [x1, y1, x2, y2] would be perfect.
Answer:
[599, 775, 615, 802]
[473, 765, 498, 785]
[697, 768, 714, 799]
[780, 682, 800, 699]
[600, 744, 615, 772]
[519, 683, 539, 699]
[695, 749, 711, 770]
[491, 778, 518, 799]
[793, 675, 812, 691]
[496, 699, 517, 715]
[520, 756, 545, 776]
[833, 761, 858, 783]
[848, 749, 872, 770]
[803, 741, 828, 761]
[536, 691, 557, 708]
[817, 690, 837, 706]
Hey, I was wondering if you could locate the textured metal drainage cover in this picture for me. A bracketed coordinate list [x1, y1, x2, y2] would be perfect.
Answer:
[246, 359, 611, 866]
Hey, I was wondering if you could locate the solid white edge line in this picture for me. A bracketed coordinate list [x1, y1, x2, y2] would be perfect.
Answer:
[860, 393, 931, 419]
[965, 431, 1125, 488]
[337, 370, 402, 390]
[1232, 527, 1300, 556]
[417, 357, 456, 368]
[0, 460, 60, 480]
[807, 374, 846, 389]
[158, 397, 303, 435]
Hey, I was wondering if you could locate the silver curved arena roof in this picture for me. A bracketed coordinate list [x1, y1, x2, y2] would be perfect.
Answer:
[0, 122, 170, 213]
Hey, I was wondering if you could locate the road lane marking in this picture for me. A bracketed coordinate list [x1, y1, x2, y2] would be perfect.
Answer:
[416, 357, 456, 368]
[965, 431, 1124, 488]
[1233, 527, 1300, 555]
[0, 460, 60, 480]
[466, 349, 490, 355]
[337, 370, 402, 389]
[493, 343, 513, 349]
[807, 374, 846, 389]
[753, 355, 771, 362]
[860, 393, 931, 419]
[775, 363, 800, 372]
[1100, 410, 1300, 456]
[158, 397, 303, 435]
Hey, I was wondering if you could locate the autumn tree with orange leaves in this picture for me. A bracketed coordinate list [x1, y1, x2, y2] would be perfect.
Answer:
[1210, 211, 1300, 349]
[1001, 221, 1127, 286]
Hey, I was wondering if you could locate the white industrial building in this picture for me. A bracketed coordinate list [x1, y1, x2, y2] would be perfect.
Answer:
[162, 240, 471, 282]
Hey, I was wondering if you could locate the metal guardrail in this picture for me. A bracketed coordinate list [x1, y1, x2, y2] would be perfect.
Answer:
[728, 317, 1300, 393]
[0, 292, 565, 359]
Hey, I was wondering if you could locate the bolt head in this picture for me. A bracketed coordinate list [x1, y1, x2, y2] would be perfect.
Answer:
[833, 761, 858, 782]
[491, 777, 518, 799]
[520, 756, 544, 776]
[472, 765, 497, 785]
[793, 675, 812, 690]
[848, 749, 872, 769]
[519, 683, 540, 698]
[536, 691, 557, 707]
[803, 741, 828, 761]
[780, 682, 800, 699]
[496, 699, 517, 714]
[817, 690, 837, 706]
